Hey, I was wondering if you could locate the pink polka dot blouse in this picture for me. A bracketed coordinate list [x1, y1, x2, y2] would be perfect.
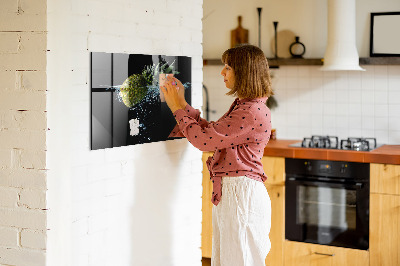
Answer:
[171, 97, 272, 206]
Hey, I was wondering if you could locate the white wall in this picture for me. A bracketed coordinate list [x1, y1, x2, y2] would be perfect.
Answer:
[203, 0, 400, 144]
[46, 0, 203, 266]
[0, 0, 48, 265]
[203, 0, 400, 58]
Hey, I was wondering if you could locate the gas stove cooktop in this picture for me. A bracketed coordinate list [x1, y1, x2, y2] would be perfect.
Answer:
[289, 135, 383, 151]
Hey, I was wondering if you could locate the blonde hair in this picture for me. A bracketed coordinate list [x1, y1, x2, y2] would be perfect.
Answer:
[221, 44, 273, 99]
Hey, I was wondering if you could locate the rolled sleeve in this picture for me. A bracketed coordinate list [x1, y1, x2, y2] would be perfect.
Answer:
[173, 107, 256, 152]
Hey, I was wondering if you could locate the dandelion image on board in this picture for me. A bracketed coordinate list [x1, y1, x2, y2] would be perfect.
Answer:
[90, 52, 191, 150]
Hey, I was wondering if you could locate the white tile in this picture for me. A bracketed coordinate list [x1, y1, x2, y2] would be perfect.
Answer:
[335, 72, 349, 90]
[361, 103, 374, 116]
[322, 70, 335, 78]
[388, 91, 400, 104]
[298, 77, 311, 89]
[348, 90, 362, 103]
[348, 103, 362, 116]
[374, 117, 389, 130]
[349, 128, 362, 137]
[336, 115, 348, 128]
[323, 103, 336, 115]
[323, 87, 336, 103]
[310, 67, 324, 77]
[287, 113, 300, 127]
[336, 103, 349, 116]
[374, 130, 389, 144]
[374, 90, 388, 104]
[311, 114, 324, 129]
[374, 78, 388, 91]
[361, 74, 374, 91]
[388, 76, 400, 91]
[362, 116, 375, 130]
[348, 116, 362, 129]
[297, 101, 312, 114]
[388, 104, 400, 117]
[298, 67, 311, 78]
[311, 127, 324, 136]
[285, 66, 298, 77]
[375, 104, 389, 117]
[388, 65, 400, 76]
[361, 128, 375, 138]
[388, 117, 400, 131]
[310, 77, 324, 90]
[388, 131, 400, 144]
[286, 77, 299, 89]
[374, 65, 388, 78]
[348, 71, 362, 90]
[323, 115, 336, 129]
[311, 102, 324, 113]
[336, 90, 349, 104]
[361, 90, 375, 104]
[311, 88, 323, 102]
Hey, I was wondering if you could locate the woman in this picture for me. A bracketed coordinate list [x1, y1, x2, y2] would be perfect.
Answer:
[161, 44, 273, 266]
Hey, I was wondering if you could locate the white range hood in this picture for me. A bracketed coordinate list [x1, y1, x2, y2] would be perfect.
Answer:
[320, 0, 365, 71]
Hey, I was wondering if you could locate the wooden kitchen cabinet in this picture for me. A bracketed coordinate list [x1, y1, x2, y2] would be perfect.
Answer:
[264, 184, 285, 266]
[202, 152, 213, 258]
[370, 193, 400, 266]
[370, 163, 400, 266]
[262, 156, 285, 266]
[370, 163, 400, 195]
[261, 156, 285, 186]
[284, 241, 369, 266]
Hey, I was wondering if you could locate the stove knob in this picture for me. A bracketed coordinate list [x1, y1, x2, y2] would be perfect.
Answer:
[340, 164, 347, 174]
[305, 162, 312, 171]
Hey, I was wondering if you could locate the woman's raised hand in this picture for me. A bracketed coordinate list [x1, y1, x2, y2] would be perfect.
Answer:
[172, 77, 187, 108]
[160, 76, 186, 113]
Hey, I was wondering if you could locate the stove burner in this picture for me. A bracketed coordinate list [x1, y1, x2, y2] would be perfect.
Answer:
[301, 135, 339, 149]
[295, 136, 378, 151]
[340, 137, 377, 151]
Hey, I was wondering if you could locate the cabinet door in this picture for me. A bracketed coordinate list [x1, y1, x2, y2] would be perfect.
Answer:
[370, 193, 400, 266]
[370, 163, 400, 195]
[202, 152, 213, 258]
[284, 241, 369, 266]
[261, 156, 285, 185]
[264, 184, 284, 266]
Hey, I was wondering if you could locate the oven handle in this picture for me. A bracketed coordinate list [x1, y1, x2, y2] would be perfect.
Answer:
[286, 177, 364, 189]
[314, 252, 335, 257]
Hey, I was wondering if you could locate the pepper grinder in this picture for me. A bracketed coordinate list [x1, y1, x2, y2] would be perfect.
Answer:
[257, 8, 262, 48]
[273, 21, 279, 58]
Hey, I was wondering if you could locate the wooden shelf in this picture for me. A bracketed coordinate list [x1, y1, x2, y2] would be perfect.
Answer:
[203, 57, 400, 67]
[268, 58, 323, 67]
[359, 57, 400, 65]
[203, 58, 323, 67]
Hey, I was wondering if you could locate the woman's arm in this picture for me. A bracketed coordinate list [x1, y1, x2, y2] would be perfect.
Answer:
[172, 106, 256, 152]
[163, 77, 211, 137]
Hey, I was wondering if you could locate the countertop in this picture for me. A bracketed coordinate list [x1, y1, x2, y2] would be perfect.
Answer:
[263, 139, 400, 165]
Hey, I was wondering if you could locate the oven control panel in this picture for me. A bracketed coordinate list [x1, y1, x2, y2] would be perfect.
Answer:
[286, 158, 369, 180]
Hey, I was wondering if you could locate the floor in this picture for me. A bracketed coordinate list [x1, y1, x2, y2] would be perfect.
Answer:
[202, 257, 211, 266]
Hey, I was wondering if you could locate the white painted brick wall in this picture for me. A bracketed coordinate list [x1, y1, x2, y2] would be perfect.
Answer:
[0, 227, 19, 247]
[46, 0, 203, 266]
[20, 229, 47, 250]
[0, 0, 48, 265]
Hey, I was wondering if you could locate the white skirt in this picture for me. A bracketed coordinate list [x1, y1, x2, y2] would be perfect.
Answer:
[212, 176, 271, 266]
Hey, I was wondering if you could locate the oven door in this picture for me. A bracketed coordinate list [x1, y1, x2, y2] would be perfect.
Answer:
[285, 177, 369, 250]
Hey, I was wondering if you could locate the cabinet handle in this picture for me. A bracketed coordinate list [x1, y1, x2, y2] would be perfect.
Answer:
[314, 252, 335, 257]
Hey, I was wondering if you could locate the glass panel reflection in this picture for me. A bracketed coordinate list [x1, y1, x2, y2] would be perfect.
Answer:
[297, 186, 357, 230]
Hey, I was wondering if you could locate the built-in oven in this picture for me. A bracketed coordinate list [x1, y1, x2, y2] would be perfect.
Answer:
[285, 158, 369, 250]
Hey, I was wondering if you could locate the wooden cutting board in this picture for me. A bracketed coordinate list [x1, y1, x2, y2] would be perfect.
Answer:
[231, 16, 249, 48]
